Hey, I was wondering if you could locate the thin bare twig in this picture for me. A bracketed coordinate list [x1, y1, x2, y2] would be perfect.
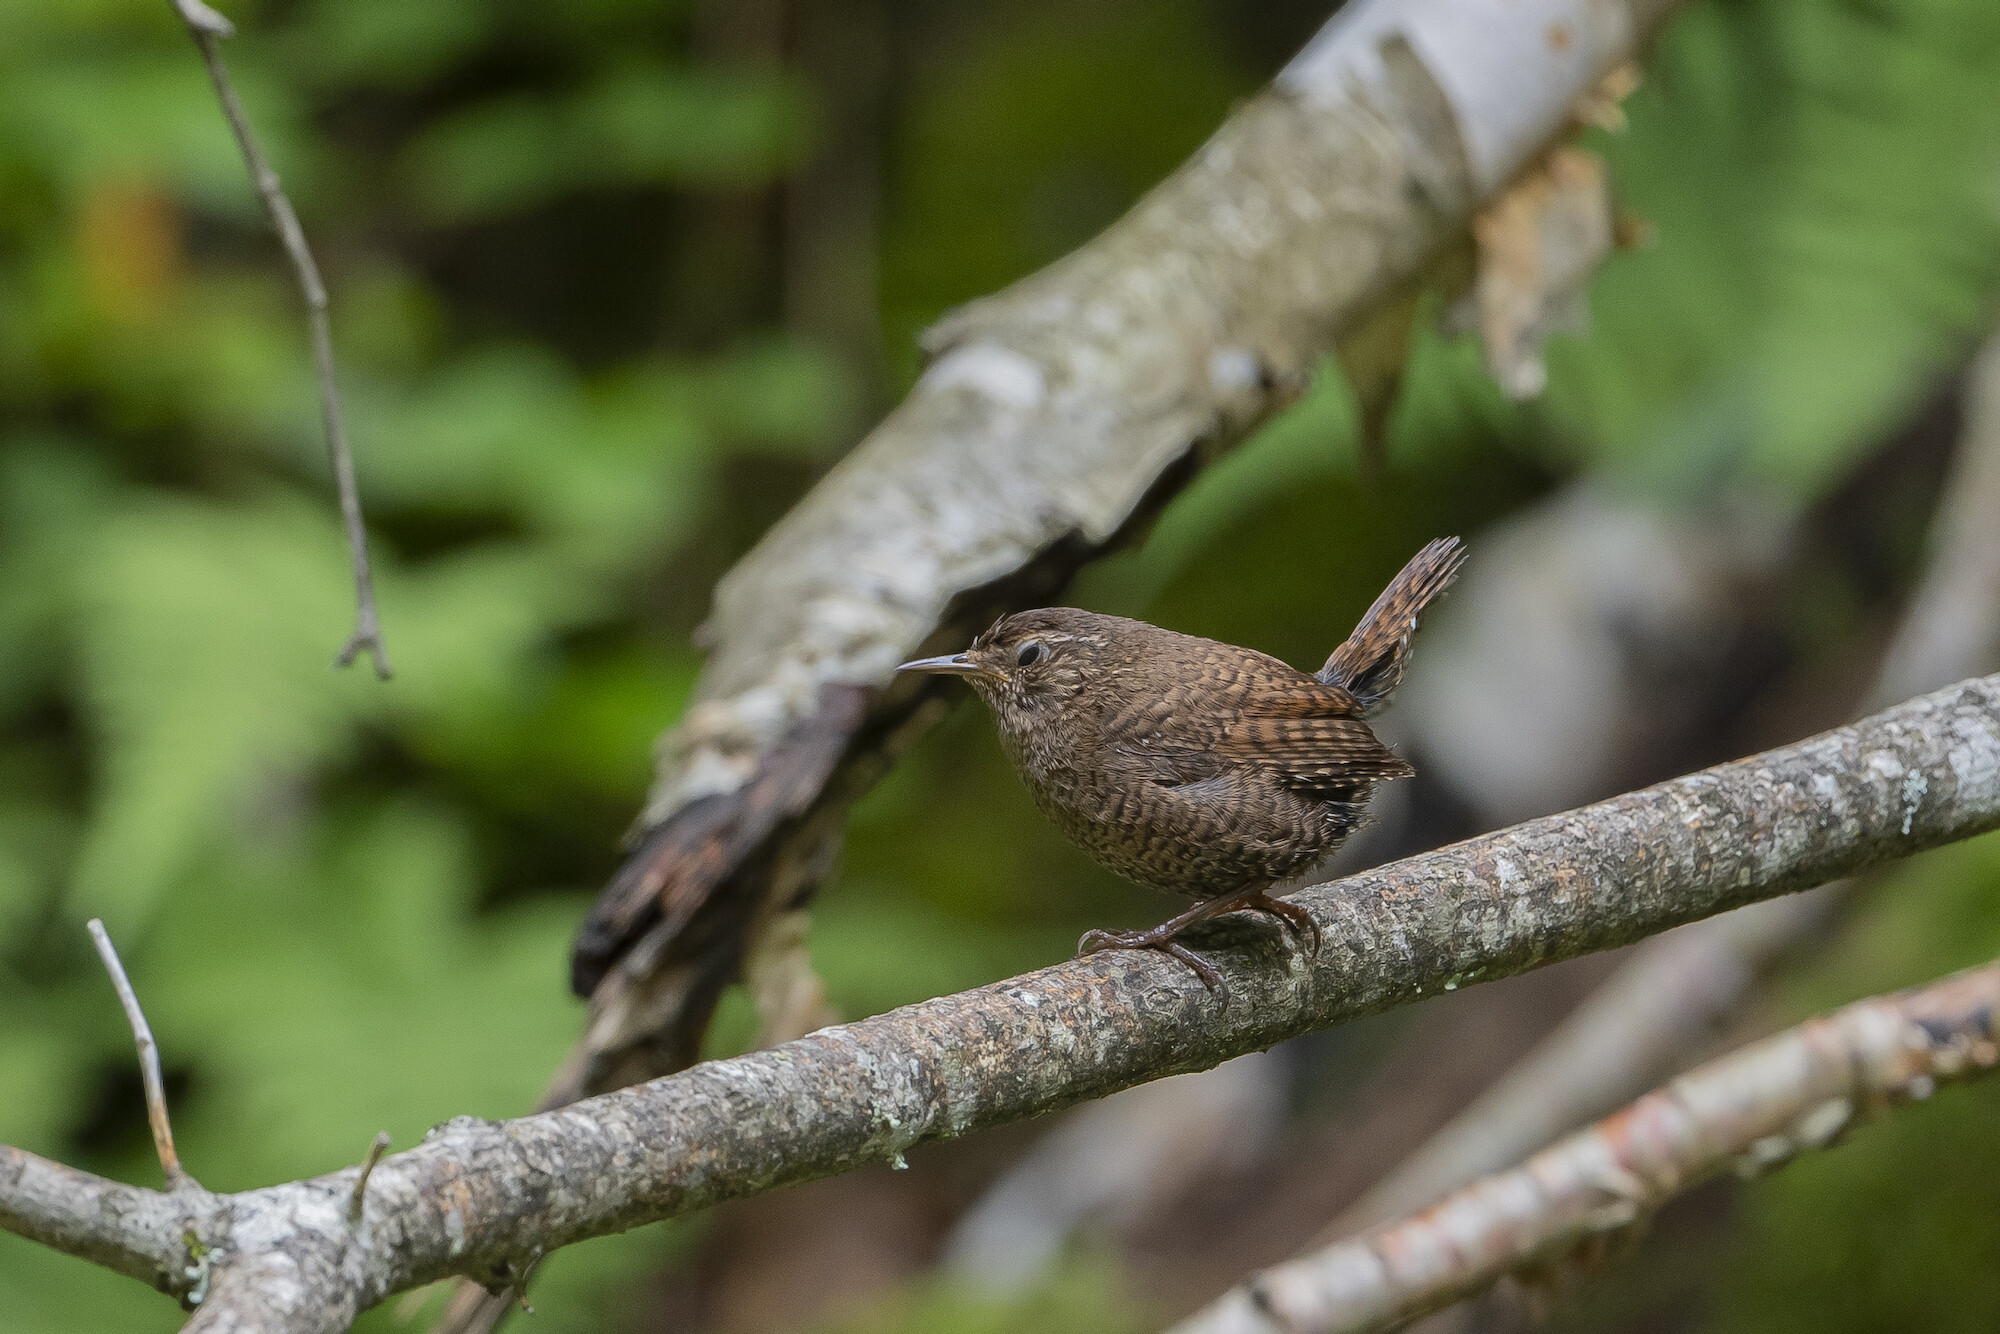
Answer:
[349, 1131, 392, 1224]
[85, 919, 190, 1192]
[1174, 959, 2000, 1334]
[167, 0, 391, 679]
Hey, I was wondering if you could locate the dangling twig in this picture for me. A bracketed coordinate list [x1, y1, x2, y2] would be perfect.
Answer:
[166, 0, 392, 679]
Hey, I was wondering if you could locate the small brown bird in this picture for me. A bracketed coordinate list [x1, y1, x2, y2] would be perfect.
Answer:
[899, 538, 1464, 991]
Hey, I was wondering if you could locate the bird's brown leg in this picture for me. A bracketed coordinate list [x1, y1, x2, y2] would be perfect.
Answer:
[1234, 892, 1321, 957]
[1077, 886, 1266, 996]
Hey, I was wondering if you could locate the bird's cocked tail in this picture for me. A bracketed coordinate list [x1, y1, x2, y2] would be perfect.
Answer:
[1317, 537, 1465, 712]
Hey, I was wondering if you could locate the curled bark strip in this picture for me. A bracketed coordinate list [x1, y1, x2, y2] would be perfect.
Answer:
[570, 684, 869, 1000]
[1181, 960, 2000, 1334]
[5, 675, 2000, 1330]
[570, 0, 1688, 1100]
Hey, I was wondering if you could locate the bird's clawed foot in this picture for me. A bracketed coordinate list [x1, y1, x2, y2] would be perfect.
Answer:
[1238, 892, 1322, 957]
[1075, 890, 1321, 996]
[1077, 927, 1226, 996]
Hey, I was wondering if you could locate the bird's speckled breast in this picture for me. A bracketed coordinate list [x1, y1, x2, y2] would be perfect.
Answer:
[995, 708, 1370, 899]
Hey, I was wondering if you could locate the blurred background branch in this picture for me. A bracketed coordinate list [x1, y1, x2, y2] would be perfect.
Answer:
[1177, 956, 2000, 1334]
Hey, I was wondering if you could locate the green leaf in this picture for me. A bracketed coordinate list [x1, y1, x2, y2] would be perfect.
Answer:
[66, 495, 602, 932]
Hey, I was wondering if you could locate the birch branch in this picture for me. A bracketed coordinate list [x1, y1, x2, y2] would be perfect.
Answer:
[168, 0, 391, 678]
[1296, 324, 2000, 1252]
[566, 0, 1691, 1102]
[5, 675, 2000, 1330]
[1176, 958, 2000, 1334]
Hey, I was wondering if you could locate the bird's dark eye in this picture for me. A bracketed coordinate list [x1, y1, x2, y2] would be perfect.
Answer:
[1015, 641, 1046, 668]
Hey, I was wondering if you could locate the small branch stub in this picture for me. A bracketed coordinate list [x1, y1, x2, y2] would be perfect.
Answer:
[86, 919, 190, 1192]
[350, 1132, 392, 1223]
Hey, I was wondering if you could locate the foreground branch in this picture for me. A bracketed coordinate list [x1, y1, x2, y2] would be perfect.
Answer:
[3, 677, 1999, 1329]
[168, 0, 390, 678]
[1175, 959, 2000, 1334]
[0, 1150, 196, 1293]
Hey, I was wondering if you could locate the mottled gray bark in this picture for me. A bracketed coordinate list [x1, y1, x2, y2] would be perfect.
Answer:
[0, 1149, 192, 1289]
[6, 674, 2000, 1330]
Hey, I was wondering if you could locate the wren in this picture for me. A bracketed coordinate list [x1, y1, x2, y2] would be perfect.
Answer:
[899, 537, 1464, 992]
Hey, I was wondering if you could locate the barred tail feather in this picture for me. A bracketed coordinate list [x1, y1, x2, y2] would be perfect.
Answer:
[1318, 537, 1465, 711]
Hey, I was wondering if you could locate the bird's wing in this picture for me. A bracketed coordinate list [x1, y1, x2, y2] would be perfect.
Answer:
[1105, 683, 1228, 785]
[1216, 681, 1413, 789]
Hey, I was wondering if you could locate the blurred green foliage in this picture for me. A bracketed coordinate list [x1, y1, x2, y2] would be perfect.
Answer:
[0, 0, 1998, 1330]
[815, 1254, 1145, 1334]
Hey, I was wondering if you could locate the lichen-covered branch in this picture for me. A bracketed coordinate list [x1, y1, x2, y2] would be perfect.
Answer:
[0, 1148, 193, 1290]
[1175, 959, 2000, 1334]
[5, 675, 2000, 1330]
[567, 0, 1690, 1104]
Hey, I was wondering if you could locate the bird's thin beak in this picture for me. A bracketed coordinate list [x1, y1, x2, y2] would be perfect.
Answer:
[898, 652, 990, 678]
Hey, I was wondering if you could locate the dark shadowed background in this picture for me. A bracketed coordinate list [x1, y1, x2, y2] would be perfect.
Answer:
[4, 0, 2000, 1330]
